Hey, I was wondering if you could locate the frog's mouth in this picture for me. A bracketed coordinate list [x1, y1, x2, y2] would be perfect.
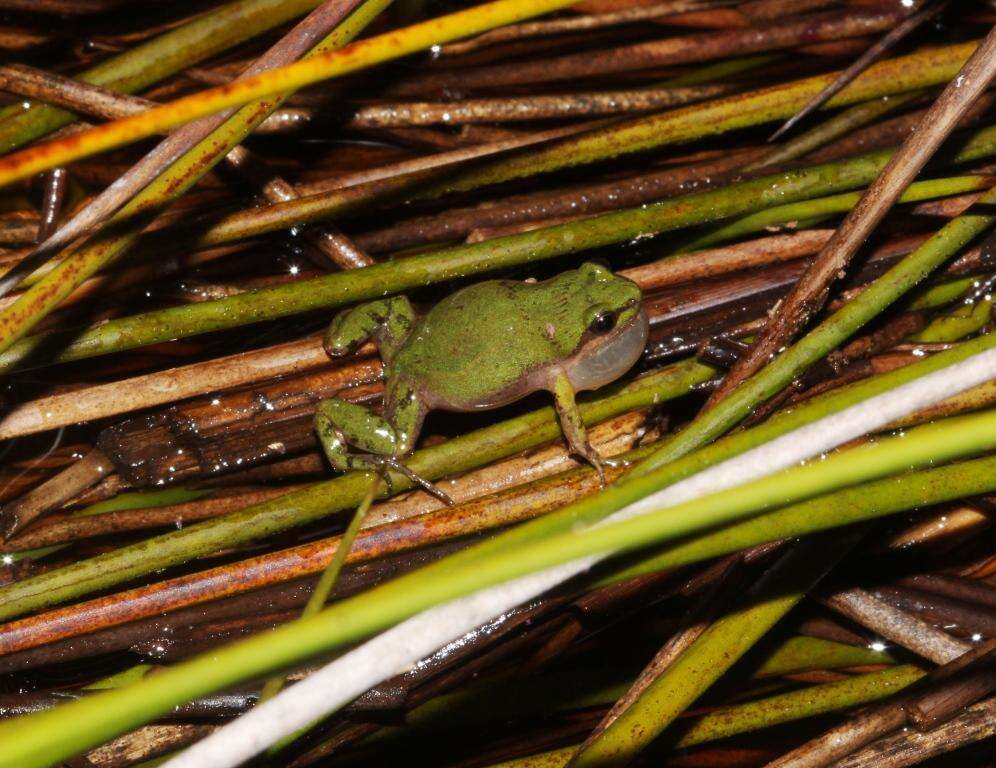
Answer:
[566, 303, 649, 393]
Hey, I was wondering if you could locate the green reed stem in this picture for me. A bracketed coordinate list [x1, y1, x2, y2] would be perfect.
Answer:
[0, 0, 326, 152]
[0, 0, 389, 361]
[428, 42, 978, 196]
[632, 185, 996, 477]
[746, 90, 927, 172]
[406, 635, 892, 731]
[676, 175, 989, 252]
[0, 360, 714, 620]
[4, 127, 996, 373]
[570, 535, 859, 768]
[489, 665, 925, 768]
[1, 405, 990, 768]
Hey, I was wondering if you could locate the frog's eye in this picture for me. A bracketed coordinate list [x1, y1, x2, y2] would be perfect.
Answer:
[588, 310, 617, 335]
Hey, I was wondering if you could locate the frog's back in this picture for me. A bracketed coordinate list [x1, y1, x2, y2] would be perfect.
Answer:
[393, 281, 559, 410]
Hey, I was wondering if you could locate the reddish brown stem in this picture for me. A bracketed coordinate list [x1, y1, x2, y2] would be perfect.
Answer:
[834, 696, 996, 768]
[347, 84, 731, 127]
[766, 639, 996, 768]
[897, 573, 996, 610]
[439, 1, 729, 57]
[906, 653, 996, 731]
[0, 449, 112, 540]
[769, 1, 946, 141]
[386, 9, 906, 95]
[0, 416, 643, 655]
[35, 167, 67, 242]
[871, 585, 996, 640]
[0, 338, 377, 441]
[704, 25, 996, 410]
[0, 62, 372, 272]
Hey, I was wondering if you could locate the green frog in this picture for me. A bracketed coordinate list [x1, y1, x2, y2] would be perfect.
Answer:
[315, 262, 648, 499]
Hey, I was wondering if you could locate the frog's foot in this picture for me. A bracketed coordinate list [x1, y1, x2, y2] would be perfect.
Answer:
[583, 450, 627, 487]
[567, 434, 631, 487]
[360, 454, 454, 506]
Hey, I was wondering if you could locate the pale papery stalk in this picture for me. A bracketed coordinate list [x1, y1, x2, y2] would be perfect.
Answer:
[2, 412, 649, 553]
[0, 229, 840, 441]
[705, 25, 996, 408]
[822, 589, 972, 665]
[0, 338, 374, 441]
[158, 349, 996, 768]
[834, 697, 996, 768]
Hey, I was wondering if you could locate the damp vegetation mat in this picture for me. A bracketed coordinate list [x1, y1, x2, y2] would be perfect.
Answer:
[0, 1, 993, 767]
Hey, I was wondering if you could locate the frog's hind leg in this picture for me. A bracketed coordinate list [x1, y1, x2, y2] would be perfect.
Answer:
[314, 397, 402, 473]
[314, 386, 452, 504]
[324, 296, 415, 359]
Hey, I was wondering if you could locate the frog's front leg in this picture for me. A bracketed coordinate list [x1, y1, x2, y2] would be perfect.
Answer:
[323, 296, 416, 359]
[550, 372, 620, 484]
[314, 380, 451, 503]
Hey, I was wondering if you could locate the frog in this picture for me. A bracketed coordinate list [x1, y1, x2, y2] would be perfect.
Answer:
[314, 262, 648, 500]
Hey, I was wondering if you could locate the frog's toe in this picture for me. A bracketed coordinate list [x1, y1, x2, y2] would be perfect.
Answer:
[323, 336, 357, 358]
[585, 451, 625, 487]
[425, 482, 455, 507]
[588, 455, 608, 486]
[376, 456, 454, 506]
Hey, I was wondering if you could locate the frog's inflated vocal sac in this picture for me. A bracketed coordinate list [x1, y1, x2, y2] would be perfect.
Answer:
[314, 262, 648, 498]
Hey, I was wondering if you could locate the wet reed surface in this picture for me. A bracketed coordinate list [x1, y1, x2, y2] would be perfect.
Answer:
[0, 1, 993, 766]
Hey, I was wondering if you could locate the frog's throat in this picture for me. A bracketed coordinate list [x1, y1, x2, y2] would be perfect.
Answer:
[564, 305, 649, 393]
